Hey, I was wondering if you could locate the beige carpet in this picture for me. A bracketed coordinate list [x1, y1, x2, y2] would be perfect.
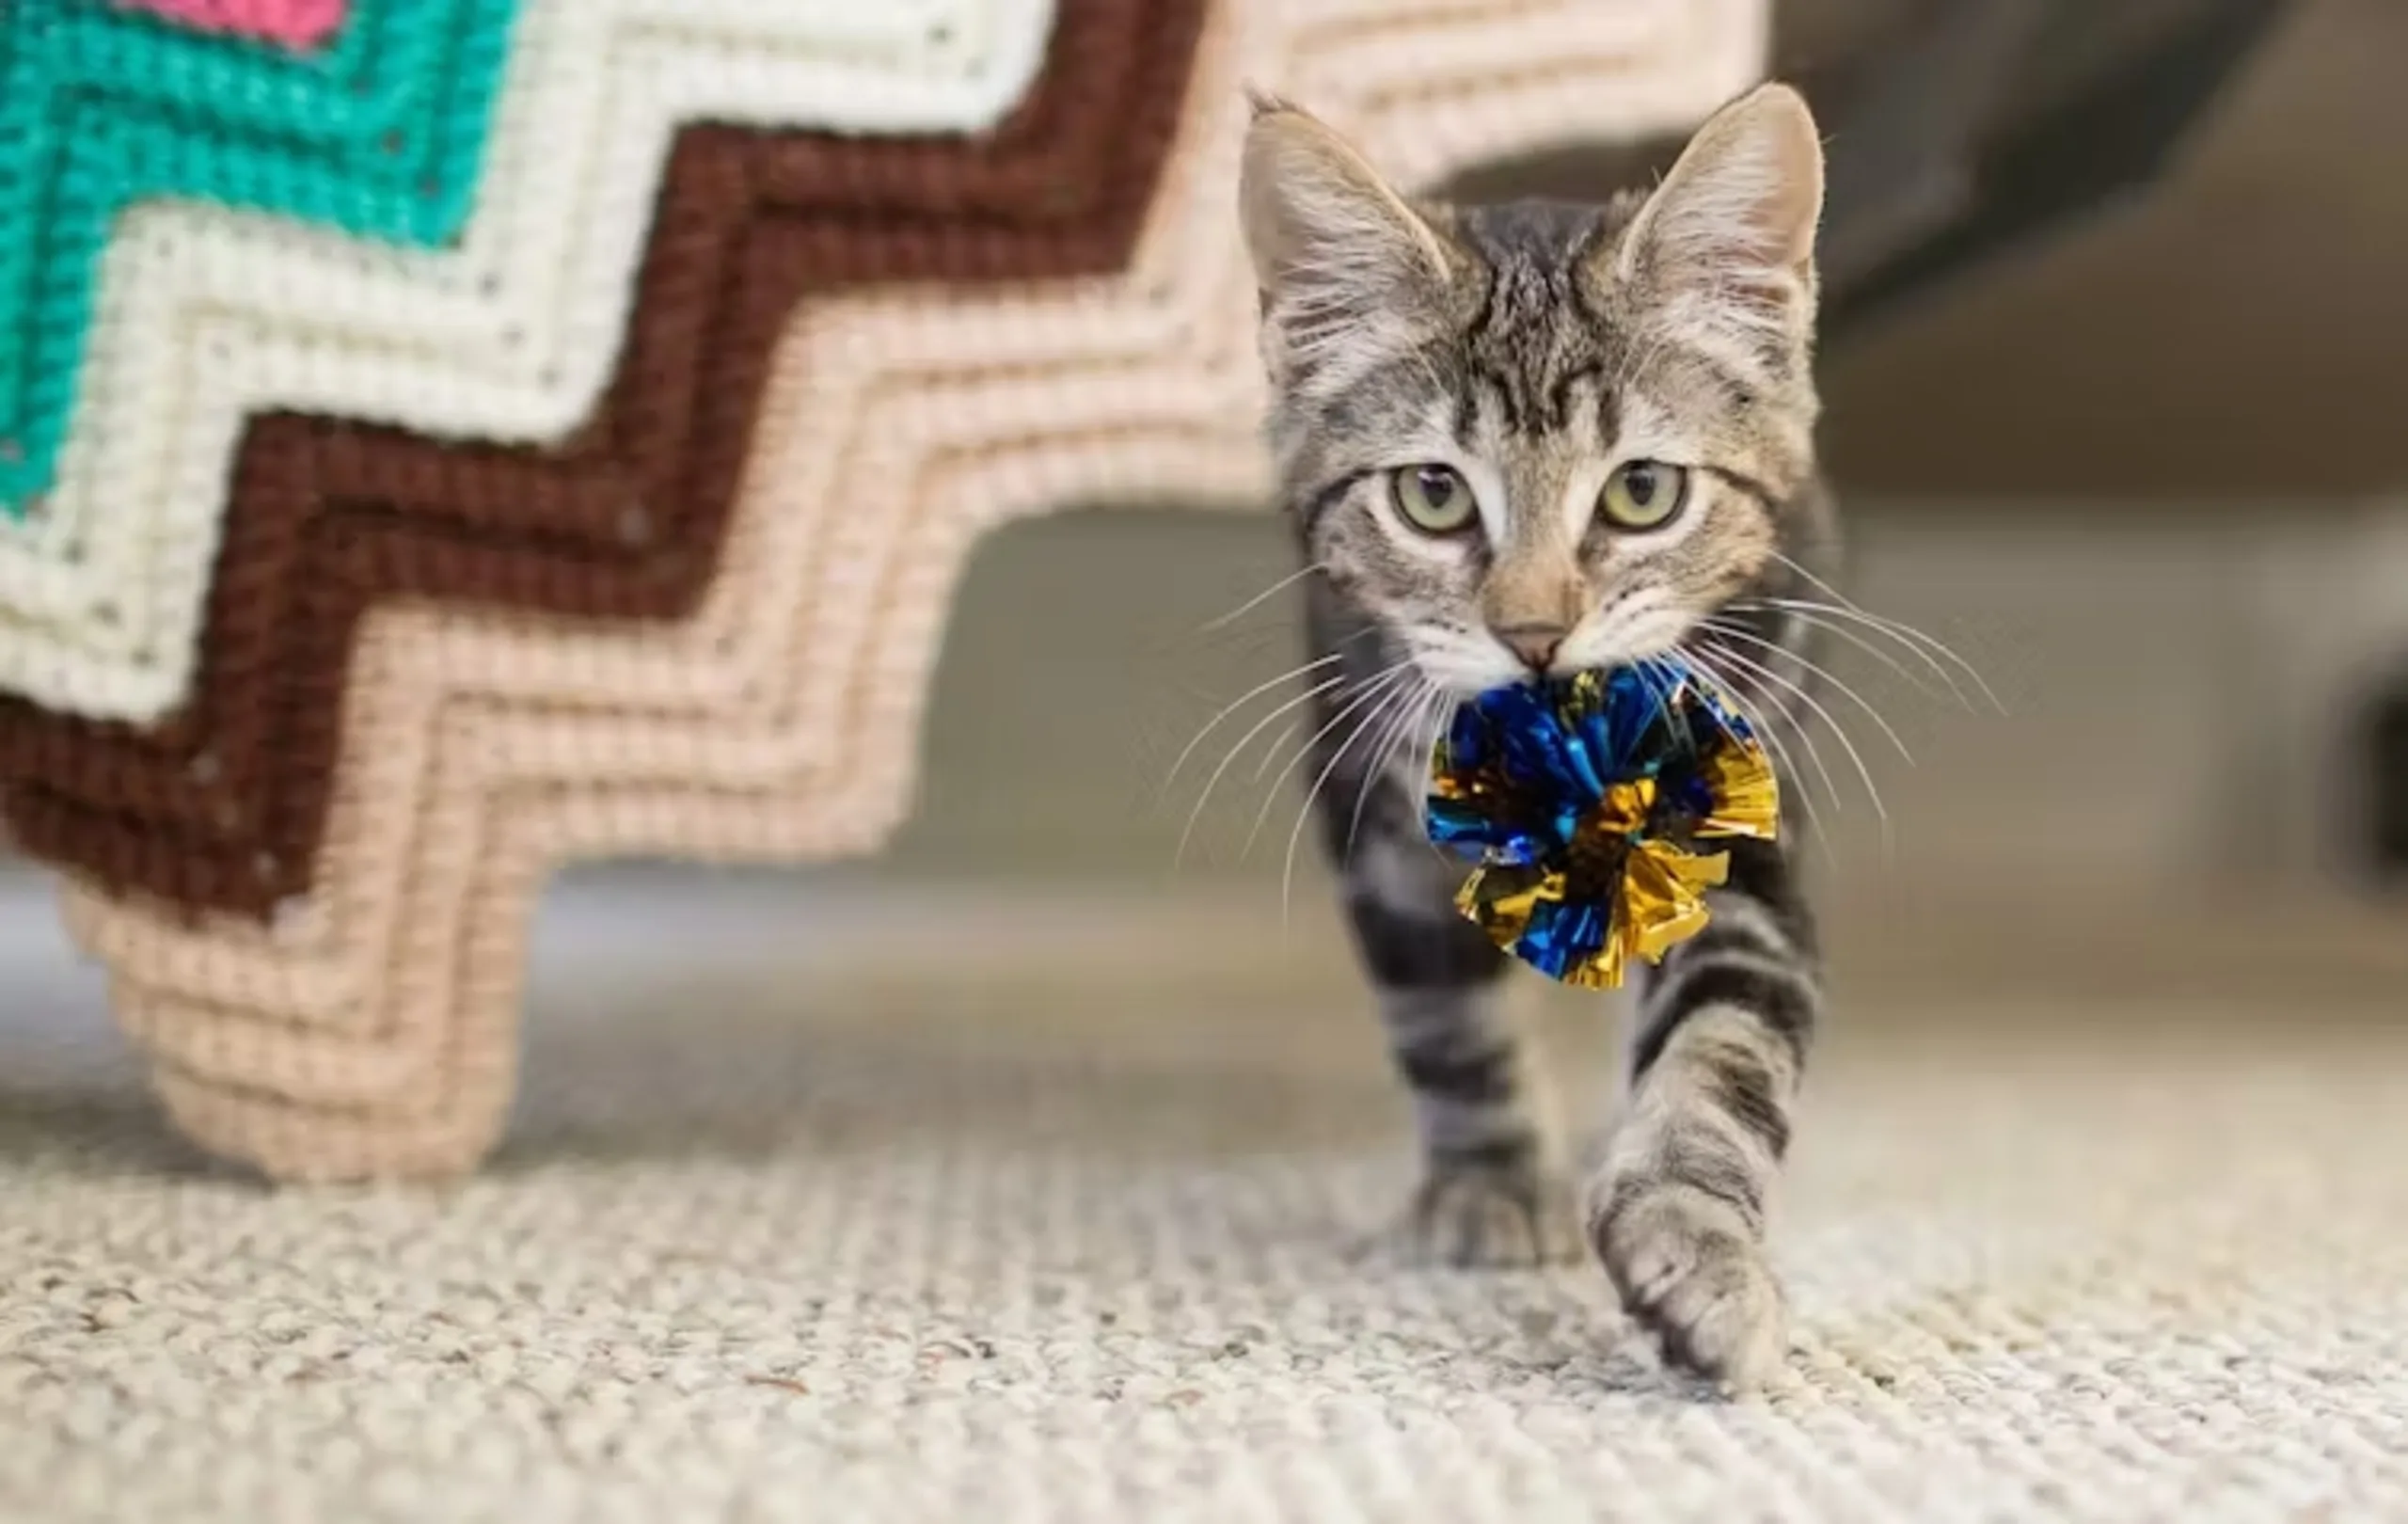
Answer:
[2, 873, 2405, 1522]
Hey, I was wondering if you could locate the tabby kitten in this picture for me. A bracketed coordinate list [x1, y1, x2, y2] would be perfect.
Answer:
[1238, 84, 1835, 1389]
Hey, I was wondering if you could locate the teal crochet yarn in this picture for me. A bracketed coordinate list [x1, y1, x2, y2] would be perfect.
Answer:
[0, 0, 518, 516]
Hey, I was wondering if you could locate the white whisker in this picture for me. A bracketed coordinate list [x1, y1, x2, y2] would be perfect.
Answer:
[1161, 653, 1344, 800]
[1244, 663, 1418, 858]
[1412, 691, 1460, 839]
[1250, 720, 1305, 783]
[1176, 671, 1350, 867]
[1755, 595, 1975, 710]
[1196, 562, 1326, 635]
[1287, 675, 1430, 923]
[1699, 618, 1914, 764]
[1345, 675, 1435, 857]
[1722, 600, 1951, 704]
[1765, 553, 2004, 712]
[1700, 637, 1889, 829]
[1632, 655, 1694, 752]
[1683, 644, 1831, 843]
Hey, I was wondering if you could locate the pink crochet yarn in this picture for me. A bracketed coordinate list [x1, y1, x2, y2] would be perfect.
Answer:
[117, 0, 348, 50]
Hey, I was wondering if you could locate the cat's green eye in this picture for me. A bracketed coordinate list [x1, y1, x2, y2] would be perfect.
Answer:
[1599, 460, 1690, 531]
[1389, 464, 1478, 535]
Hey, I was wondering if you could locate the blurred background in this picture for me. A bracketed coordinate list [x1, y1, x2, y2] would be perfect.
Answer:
[856, 0, 2408, 1006]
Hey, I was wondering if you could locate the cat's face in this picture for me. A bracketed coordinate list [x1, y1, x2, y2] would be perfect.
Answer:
[1241, 86, 1827, 695]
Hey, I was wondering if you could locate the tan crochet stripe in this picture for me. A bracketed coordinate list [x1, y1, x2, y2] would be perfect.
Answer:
[74, 0, 1769, 1180]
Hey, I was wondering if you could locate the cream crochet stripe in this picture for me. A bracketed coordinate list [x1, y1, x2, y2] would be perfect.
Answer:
[71, 0, 1769, 1180]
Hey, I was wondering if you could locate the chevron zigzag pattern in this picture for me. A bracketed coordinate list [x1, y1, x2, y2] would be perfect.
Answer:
[0, 0, 513, 520]
[34, 0, 1769, 1181]
[0, 0, 1048, 719]
[1, 0, 1085, 918]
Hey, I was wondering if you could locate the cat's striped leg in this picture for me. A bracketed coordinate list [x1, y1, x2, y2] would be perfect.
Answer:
[1336, 819, 1579, 1267]
[1585, 838, 1818, 1387]
[1301, 583, 1576, 1265]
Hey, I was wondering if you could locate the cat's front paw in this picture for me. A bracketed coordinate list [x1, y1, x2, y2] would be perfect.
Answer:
[1370, 1150, 1582, 1268]
[1587, 1176, 1787, 1390]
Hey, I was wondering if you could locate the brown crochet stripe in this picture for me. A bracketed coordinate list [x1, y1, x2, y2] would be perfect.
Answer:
[0, 0, 1206, 917]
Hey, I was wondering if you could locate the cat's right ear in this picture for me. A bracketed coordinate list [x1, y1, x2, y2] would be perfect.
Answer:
[1239, 96, 1452, 388]
[1609, 83, 1826, 354]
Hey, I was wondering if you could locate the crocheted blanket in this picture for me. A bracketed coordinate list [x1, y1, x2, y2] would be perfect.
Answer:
[0, 0, 511, 718]
[0, 0, 1769, 1179]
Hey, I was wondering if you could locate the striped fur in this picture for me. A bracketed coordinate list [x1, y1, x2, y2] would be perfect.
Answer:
[1245, 86, 1833, 1386]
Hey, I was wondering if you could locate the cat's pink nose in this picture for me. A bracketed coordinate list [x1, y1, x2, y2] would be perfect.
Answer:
[1492, 622, 1566, 673]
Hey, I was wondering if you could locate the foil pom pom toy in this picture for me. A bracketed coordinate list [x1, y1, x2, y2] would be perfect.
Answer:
[1425, 660, 1781, 989]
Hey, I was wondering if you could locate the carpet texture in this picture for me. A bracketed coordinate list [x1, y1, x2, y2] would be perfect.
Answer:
[2, 878, 2404, 1521]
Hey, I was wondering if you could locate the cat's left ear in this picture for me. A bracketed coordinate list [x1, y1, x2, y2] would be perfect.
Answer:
[1239, 94, 1456, 389]
[1609, 83, 1826, 349]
